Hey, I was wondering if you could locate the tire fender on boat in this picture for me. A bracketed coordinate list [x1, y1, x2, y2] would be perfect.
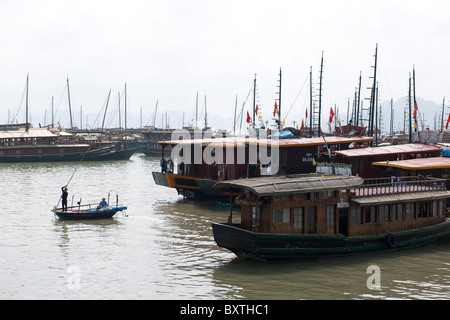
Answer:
[386, 232, 396, 248]
[55, 140, 59, 145]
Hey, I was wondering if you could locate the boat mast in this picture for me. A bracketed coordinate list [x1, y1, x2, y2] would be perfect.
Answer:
[413, 66, 417, 132]
[253, 74, 256, 129]
[368, 44, 378, 145]
[25, 74, 29, 132]
[309, 66, 313, 137]
[357, 71, 362, 126]
[442, 97, 445, 132]
[125, 83, 128, 136]
[277, 68, 282, 131]
[408, 72, 412, 143]
[318, 52, 324, 137]
[101, 90, 112, 135]
[67, 77, 74, 131]
[233, 95, 238, 136]
[204, 95, 208, 129]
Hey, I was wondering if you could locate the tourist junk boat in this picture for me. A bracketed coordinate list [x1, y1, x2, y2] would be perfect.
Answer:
[0, 127, 135, 162]
[52, 203, 127, 220]
[211, 173, 450, 261]
[152, 134, 374, 201]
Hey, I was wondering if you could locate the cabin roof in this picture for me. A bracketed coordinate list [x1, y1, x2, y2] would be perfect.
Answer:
[333, 143, 440, 158]
[351, 190, 450, 206]
[213, 173, 363, 196]
[372, 156, 450, 170]
[0, 128, 60, 139]
[159, 135, 373, 148]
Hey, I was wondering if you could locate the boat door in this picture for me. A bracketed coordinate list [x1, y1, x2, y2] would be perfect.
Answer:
[338, 208, 349, 236]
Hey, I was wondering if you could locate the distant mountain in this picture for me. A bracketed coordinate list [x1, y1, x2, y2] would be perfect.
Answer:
[379, 97, 446, 134]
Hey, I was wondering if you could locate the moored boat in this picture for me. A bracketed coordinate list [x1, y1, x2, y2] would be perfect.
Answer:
[211, 173, 450, 261]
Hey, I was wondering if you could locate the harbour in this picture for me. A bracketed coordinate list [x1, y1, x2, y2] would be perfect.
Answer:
[1, 154, 449, 300]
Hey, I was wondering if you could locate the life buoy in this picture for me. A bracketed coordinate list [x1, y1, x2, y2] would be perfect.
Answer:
[55, 140, 60, 145]
[386, 233, 396, 248]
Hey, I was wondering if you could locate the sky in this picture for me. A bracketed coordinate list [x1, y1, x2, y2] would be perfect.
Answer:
[1, 0, 450, 131]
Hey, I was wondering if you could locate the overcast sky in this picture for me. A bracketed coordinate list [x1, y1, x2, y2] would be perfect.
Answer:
[1, 0, 450, 130]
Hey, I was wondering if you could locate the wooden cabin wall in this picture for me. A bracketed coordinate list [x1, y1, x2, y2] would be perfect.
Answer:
[347, 200, 446, 237]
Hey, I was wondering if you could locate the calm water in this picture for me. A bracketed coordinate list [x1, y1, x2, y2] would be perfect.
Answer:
[0, 154, 449, 300]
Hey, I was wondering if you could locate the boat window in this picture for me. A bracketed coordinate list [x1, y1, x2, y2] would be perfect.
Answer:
[379, 205, 389, 222]
[306, 207, 316, 233]
[391, 204, 398, 221]
[320, 191, 334, 198]
[326, 205, 335, 229]
[293, 207, 303, 231]
[365, 206, 376, 223]
[273, 194, 290, 201]
[350, 207, 362, 225]
[294, 193, 303, 200]
[339, 190, 347, 197]
[273, 209, 282, 224]
[405, 203, 414, 220]
[306, 192, 316, 200]
[418, 202, 428, 218]
[282, 208, 290, 223]
[273, 208, 290, 224]
[432, 201, 438, 217]
[397, 203, 403, 220]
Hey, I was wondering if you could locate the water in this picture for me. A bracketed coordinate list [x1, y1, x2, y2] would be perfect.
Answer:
[0, 154, 449, 300]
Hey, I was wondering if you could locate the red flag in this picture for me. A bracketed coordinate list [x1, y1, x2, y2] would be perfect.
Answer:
[246, 111, 251, 124]
[255, 105, 258, 115]
[329, 107, 335, 123]
[413, 100, 418, 119]
[305, 108, 308, 119]
[446, 113, 450, 130]
[301, 119, 305, 131]
[273, 101, 278, 117]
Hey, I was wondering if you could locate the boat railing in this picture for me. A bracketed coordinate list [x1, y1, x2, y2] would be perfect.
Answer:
[350, 176, 447, 197]
[62, 203, 123, 211]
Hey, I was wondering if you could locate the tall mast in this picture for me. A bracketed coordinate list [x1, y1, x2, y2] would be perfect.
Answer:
[52, 95, 54, 128]
[277, 68, 282, 130]
[309, 66, 313, 137]
[413, 66, 417, 132]
[318, 52, 324, 137]
[369, 44, 378, 145]
[390, 98, 394, 137]
[67, 77, 73, 130]
[442, 97, 445, 132]
[26, 74, 29, 132]
[357, 71, 361, 126]
[101, 90, 111, 134]
[408, 73, 412, 143]
[125, 83, 127, 135]
[253, 74, 256, 129]
[118, 92, 121, 132]
[233, 95, 238, 136]
[204, 95, 208, 129]
[195, 91, 199, 129]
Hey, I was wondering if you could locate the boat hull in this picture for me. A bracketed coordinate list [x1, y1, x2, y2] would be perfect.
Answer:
[52, 206, 127, 220]
[212, 219, 450, 261]
[152, 171, 237, 201]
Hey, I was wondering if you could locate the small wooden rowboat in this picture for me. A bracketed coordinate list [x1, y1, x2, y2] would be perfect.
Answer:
[52, 204, 127, 220]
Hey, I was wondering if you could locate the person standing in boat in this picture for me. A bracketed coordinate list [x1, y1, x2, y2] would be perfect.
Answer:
[98, 197, 108, 209]
[61, 186, 68, 211]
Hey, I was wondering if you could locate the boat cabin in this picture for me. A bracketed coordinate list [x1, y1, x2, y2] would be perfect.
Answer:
[214, 173, 449, 237]
[330, 143, 442, 178]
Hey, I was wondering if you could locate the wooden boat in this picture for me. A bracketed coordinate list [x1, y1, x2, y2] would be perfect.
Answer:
[211, 173, 450, 261]
[152, 135, 374, 201]
[52, 204, 127, 220]
[0, 128, 136, 162]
